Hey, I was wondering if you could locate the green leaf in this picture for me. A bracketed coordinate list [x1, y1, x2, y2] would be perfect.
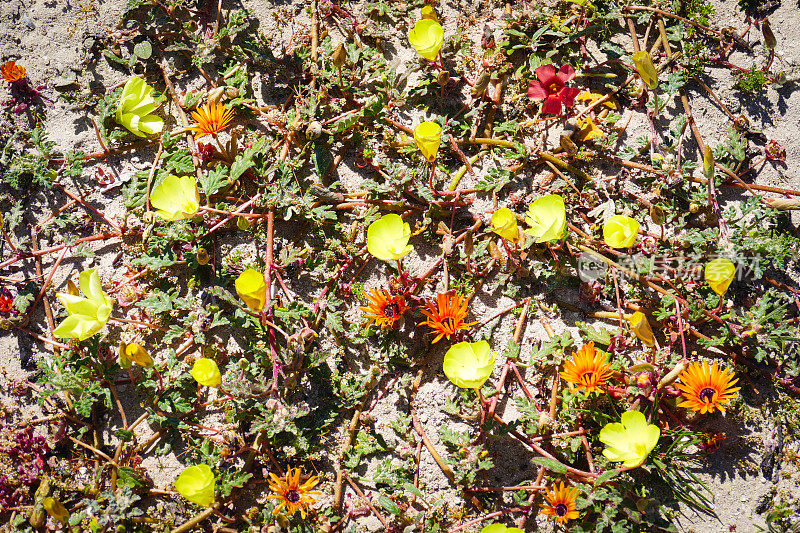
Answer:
[379, 495, 401, 515]
[594, 469, 618, 485]
[403, 482, 423, 499]
[133, 41, 152, 59]
[117, 467, 146, 489]
[200, 166, 228, 196]
[313, 140, 333, 178]
[531, 456, 568, 474]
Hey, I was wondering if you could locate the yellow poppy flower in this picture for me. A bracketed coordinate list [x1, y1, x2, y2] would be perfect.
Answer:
[366, 214, 413, 261]
[150, 175, 200, 221]
[414, 121, 442, 162]
[577, 117, 605, 142]
[599, 410, 660, 467]
[409, 19, 444, 61]
[116, 76, 164, 137]
[235, 268, 267, 311]
[191, 358, 222, 388]
[603, 214, 639, 248]
[524, 194, 567, 243]
[629, 312, 655, 346]
[53, 269, 113, 341]
[118, 342, 153, 368]
[443, 340, 496, 389]
[704, 258, 736, 295]
[175, 464, 216, 507]
[632, 51, 658, 89]
[491, 208, 519, 242]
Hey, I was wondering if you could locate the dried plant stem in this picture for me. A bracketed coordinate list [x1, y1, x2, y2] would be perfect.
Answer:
[170, 505, 219, 533]
[343, 472, 389, 529]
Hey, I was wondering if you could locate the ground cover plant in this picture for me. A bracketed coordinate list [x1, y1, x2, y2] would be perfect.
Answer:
[1, 0, 800, 531]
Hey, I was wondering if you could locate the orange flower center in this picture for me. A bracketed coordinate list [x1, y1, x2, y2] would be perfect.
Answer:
[441, 317, 455, 330]
[384, 302, 400, 317]
[555, 503, 567, 516]
[699, 388, 716, 403]
[286, 489, 301, 503]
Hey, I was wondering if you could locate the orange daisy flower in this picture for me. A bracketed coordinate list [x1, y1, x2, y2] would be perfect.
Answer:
[358, 288, 408, 329]
[676, 361, 740, 414]
[1, 61, 27, 83]
[559, 342, 613, 396]
[266, 467, 321, 518]
[419, 292, 476, 343]
[540, 481, 580, 524]
[186, 101, 235, 140]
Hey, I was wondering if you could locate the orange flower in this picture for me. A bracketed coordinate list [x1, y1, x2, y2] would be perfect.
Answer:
[1, 61, 27, 83]
[267, 467, 321, 518]
[540, 481, 579, 524]
[358, 288, 408, 329]
[419, 292, 476, 343]
[186, 101, 234, 140]
[700, 432, 726, 453]
[676, 361, 740, 414]
[560, 342, 613, 396]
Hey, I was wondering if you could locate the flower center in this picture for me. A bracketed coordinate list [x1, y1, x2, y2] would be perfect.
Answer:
[440, 317, 455, 330]
[549, 82, 561, 94]
[554, 503, 568, 516]
[384, 303, 401, 318]
[699, 387, 716, 403]
[285, 489, 301, 503]
[581, 371, 594, 383]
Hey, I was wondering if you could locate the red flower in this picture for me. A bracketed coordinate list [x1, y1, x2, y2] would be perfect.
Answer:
[528, 64, 580, 114]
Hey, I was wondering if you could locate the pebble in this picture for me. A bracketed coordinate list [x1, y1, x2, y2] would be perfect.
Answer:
[22, 13, 35, 30]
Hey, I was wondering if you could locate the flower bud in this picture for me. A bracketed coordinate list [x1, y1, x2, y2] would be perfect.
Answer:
[332, 43, 346, 68]
[762, 20, 776, 50]
[632, 50, 658, 89]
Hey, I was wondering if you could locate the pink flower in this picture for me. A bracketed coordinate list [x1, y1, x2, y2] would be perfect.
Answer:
[528, 64, 581, 114]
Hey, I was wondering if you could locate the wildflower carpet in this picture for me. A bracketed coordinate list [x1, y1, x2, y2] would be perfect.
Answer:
[1, 0, 800, 531]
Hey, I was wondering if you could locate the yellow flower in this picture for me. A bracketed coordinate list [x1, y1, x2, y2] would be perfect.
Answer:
[191, 358, 222, 388]
[235, 268, 267, 311]
[414, 121, 442, 162]
[408, 19, 444, 61]
[366, 214, 413, 261]
[443, 340, 496, 389]
[118, 342, 153, 368]
[575, 91, 617, 109]
[116, 76, 164, 137]
[481, 525, 524, 533]
[629, 312, 655, 347]
[603, 214, 639, 248]
[175, 464, 216, 507]
[491, 208, 519, 242]
[53, 269, 113, 341]
[186, 101, 235, 140]
[704, 258, 735, 296]
[42, 498, 69, 524]
[599, 410, 660, 467]
[150, 175, 200, 221]
[577, 117, 605, 142]
[420, 5, 438, 22]
[524, 194, 566, 243]
[632, 50, 658, 89]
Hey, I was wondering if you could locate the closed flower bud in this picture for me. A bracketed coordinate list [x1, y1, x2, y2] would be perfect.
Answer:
[196, 247, 210, 265]
[632, 51, 658, 89]
[332, 43, 346, 68]
[762, 20, 776, 50]
[306, 120, 323, 140]
[472, 70, 491, 97]
[437, 69, 450, 86]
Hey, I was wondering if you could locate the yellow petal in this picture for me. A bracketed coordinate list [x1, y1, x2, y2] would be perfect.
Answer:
[367, 214, 413, 261]
[629, 312, 655, 347]
[235, 268, 267, 311]
[603, 215, 639, 248]
[443, 340, 496, 389]
[414, 121, 442, 162]
[420, 5, 438, 22]
[491, 208, 519, 242]
[524, 194, 566, 243]
[704, 258, 735, 295]
[175, 464, 216, 507]
[191, 358, 222, 388]
[409, 19, 444, 61]
[632, 51, 658, 89]
[150, 175, 200, 221]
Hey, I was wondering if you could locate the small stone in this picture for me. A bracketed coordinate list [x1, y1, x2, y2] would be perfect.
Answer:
[53, 71, 77, 89]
